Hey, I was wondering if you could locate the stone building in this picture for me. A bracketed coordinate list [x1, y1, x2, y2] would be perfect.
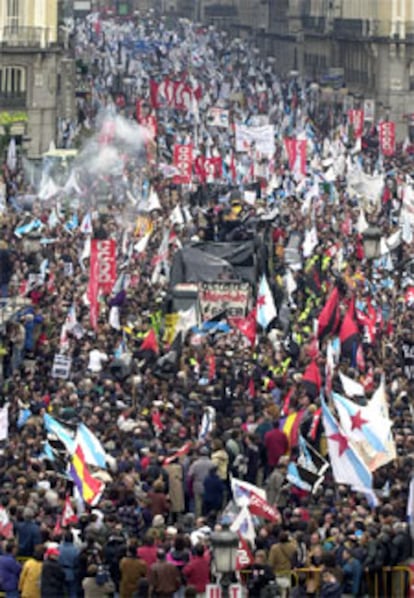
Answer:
[0, 0, 75, 158]
[173, 0, 414, 139]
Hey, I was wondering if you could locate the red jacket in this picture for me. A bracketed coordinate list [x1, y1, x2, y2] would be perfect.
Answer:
[137, 545, 158, 568]
[183, 556, 210, 593]
[264, 428, 288, 467]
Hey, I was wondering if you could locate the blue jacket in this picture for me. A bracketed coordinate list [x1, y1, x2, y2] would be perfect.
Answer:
[0, 554, 22, 591]
[14, 520, 42, 557]
[343, 557, 363, 596]
[58, 542, 79, 582]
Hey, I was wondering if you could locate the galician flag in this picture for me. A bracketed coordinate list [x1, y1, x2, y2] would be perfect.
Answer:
[321, 398, 372, 489]
[256, 274, 277, 329]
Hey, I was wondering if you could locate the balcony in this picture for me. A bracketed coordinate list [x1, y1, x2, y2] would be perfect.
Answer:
[333, 19, 377, 39]
[1, 27, 51, 49]
[302, 16, 327, 34]
[0, 91, 26, 109]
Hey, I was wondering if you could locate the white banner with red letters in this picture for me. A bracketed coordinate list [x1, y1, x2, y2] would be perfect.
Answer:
[235, 124, 275, 157]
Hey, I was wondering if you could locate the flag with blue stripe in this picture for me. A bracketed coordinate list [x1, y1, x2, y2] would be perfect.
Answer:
[322, 398, 372, 489]
[17, 408, 31, 429]
[43, 414, 75, 453]
[75, 423, 107, 469]
[40, 441, 56, 462]
[15, 219, 42, 238]
[65, 213, 79, 233]
[332, 392, 387, 452]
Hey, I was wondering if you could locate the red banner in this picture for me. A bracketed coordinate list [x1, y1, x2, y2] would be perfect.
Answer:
[204, 157, 222, 182]
[173, 144, 193, 184]
[87, 247, 99, 330]
[285, 138, 307, 175]
[379, 121, 396, 156]
[348, 109, 364, 138]
[248, 492, 280, 522]
[194, 155, 206, 183]
[135, 99, 143, 122]
[150, 78, 201, 111]
[91, 239, 117, 296]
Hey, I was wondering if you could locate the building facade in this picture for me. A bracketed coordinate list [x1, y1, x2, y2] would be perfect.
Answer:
[173, 0, 414, 139]
[0, 0, 75, 158]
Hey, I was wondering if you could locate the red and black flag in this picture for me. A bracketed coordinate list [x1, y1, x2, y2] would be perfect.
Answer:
[302, 360, 322, 400]
[317, 287, 340, 340]
[339, 300, 360, 362]
[140, 329, 159, 354]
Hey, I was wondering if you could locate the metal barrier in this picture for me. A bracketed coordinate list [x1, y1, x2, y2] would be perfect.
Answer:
[241, 565, 413, 597]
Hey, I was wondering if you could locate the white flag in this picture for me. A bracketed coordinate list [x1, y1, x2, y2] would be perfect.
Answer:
[339, 372, 365, 398]
[0, 405, 8, 441]
[256, 274, 277, 329]
[230, 505, 256, 545]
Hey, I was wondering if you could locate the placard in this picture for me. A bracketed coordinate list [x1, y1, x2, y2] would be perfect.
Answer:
[402, 341, 414, 380]
[199, 281, 250, 320]
[207, 107, 230, 128]
[52, 354, 72, 379]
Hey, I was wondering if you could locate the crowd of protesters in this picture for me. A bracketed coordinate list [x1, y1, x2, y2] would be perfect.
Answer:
[0, 6, 414, 598]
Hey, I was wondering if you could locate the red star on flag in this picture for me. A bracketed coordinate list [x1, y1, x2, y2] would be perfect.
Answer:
[350, 410, 368, 430]
[406, 286, 414, 306]
[329, 432, 349, 456]
[257, 295, 266, 307]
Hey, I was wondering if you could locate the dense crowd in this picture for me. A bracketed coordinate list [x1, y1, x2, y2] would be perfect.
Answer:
[0, 7, 414, 598]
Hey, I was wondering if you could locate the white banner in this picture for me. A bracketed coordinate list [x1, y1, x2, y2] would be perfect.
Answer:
[363, 99, 375, 122]
[0, 405, 8, 441]
[235, 124, 275, 157]
[199, 281, 250, 320]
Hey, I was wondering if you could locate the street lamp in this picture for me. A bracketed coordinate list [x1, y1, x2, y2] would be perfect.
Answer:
[211, 525, 239, 597]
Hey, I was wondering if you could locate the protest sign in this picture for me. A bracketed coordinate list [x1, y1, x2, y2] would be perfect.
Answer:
[199, 282, 250, 320]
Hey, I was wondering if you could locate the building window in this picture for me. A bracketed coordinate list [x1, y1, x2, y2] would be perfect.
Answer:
[0, 67, 26, 106]
[6, 0, 20, 31]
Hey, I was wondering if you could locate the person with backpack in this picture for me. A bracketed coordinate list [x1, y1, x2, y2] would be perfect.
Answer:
[82, 564, 115, 598]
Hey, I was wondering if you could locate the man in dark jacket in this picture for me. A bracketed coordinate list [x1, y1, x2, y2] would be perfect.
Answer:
[319, 569, 342, 598]
[0, 541, 21, 598]
[41, 546, 65, 598]
[14, 507, 42, 557]
[246, 549, 275, 598]
[148, 548, 181, 597]
[0, 243, 13, 305]
[202, 465, 224, 515]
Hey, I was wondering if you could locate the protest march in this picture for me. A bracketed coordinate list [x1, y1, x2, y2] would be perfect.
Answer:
[1, 6, 414, 598]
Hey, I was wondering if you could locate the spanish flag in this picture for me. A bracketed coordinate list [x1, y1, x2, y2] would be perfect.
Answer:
[282, 410, 305, 448]
[70, 445, 104, 506]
